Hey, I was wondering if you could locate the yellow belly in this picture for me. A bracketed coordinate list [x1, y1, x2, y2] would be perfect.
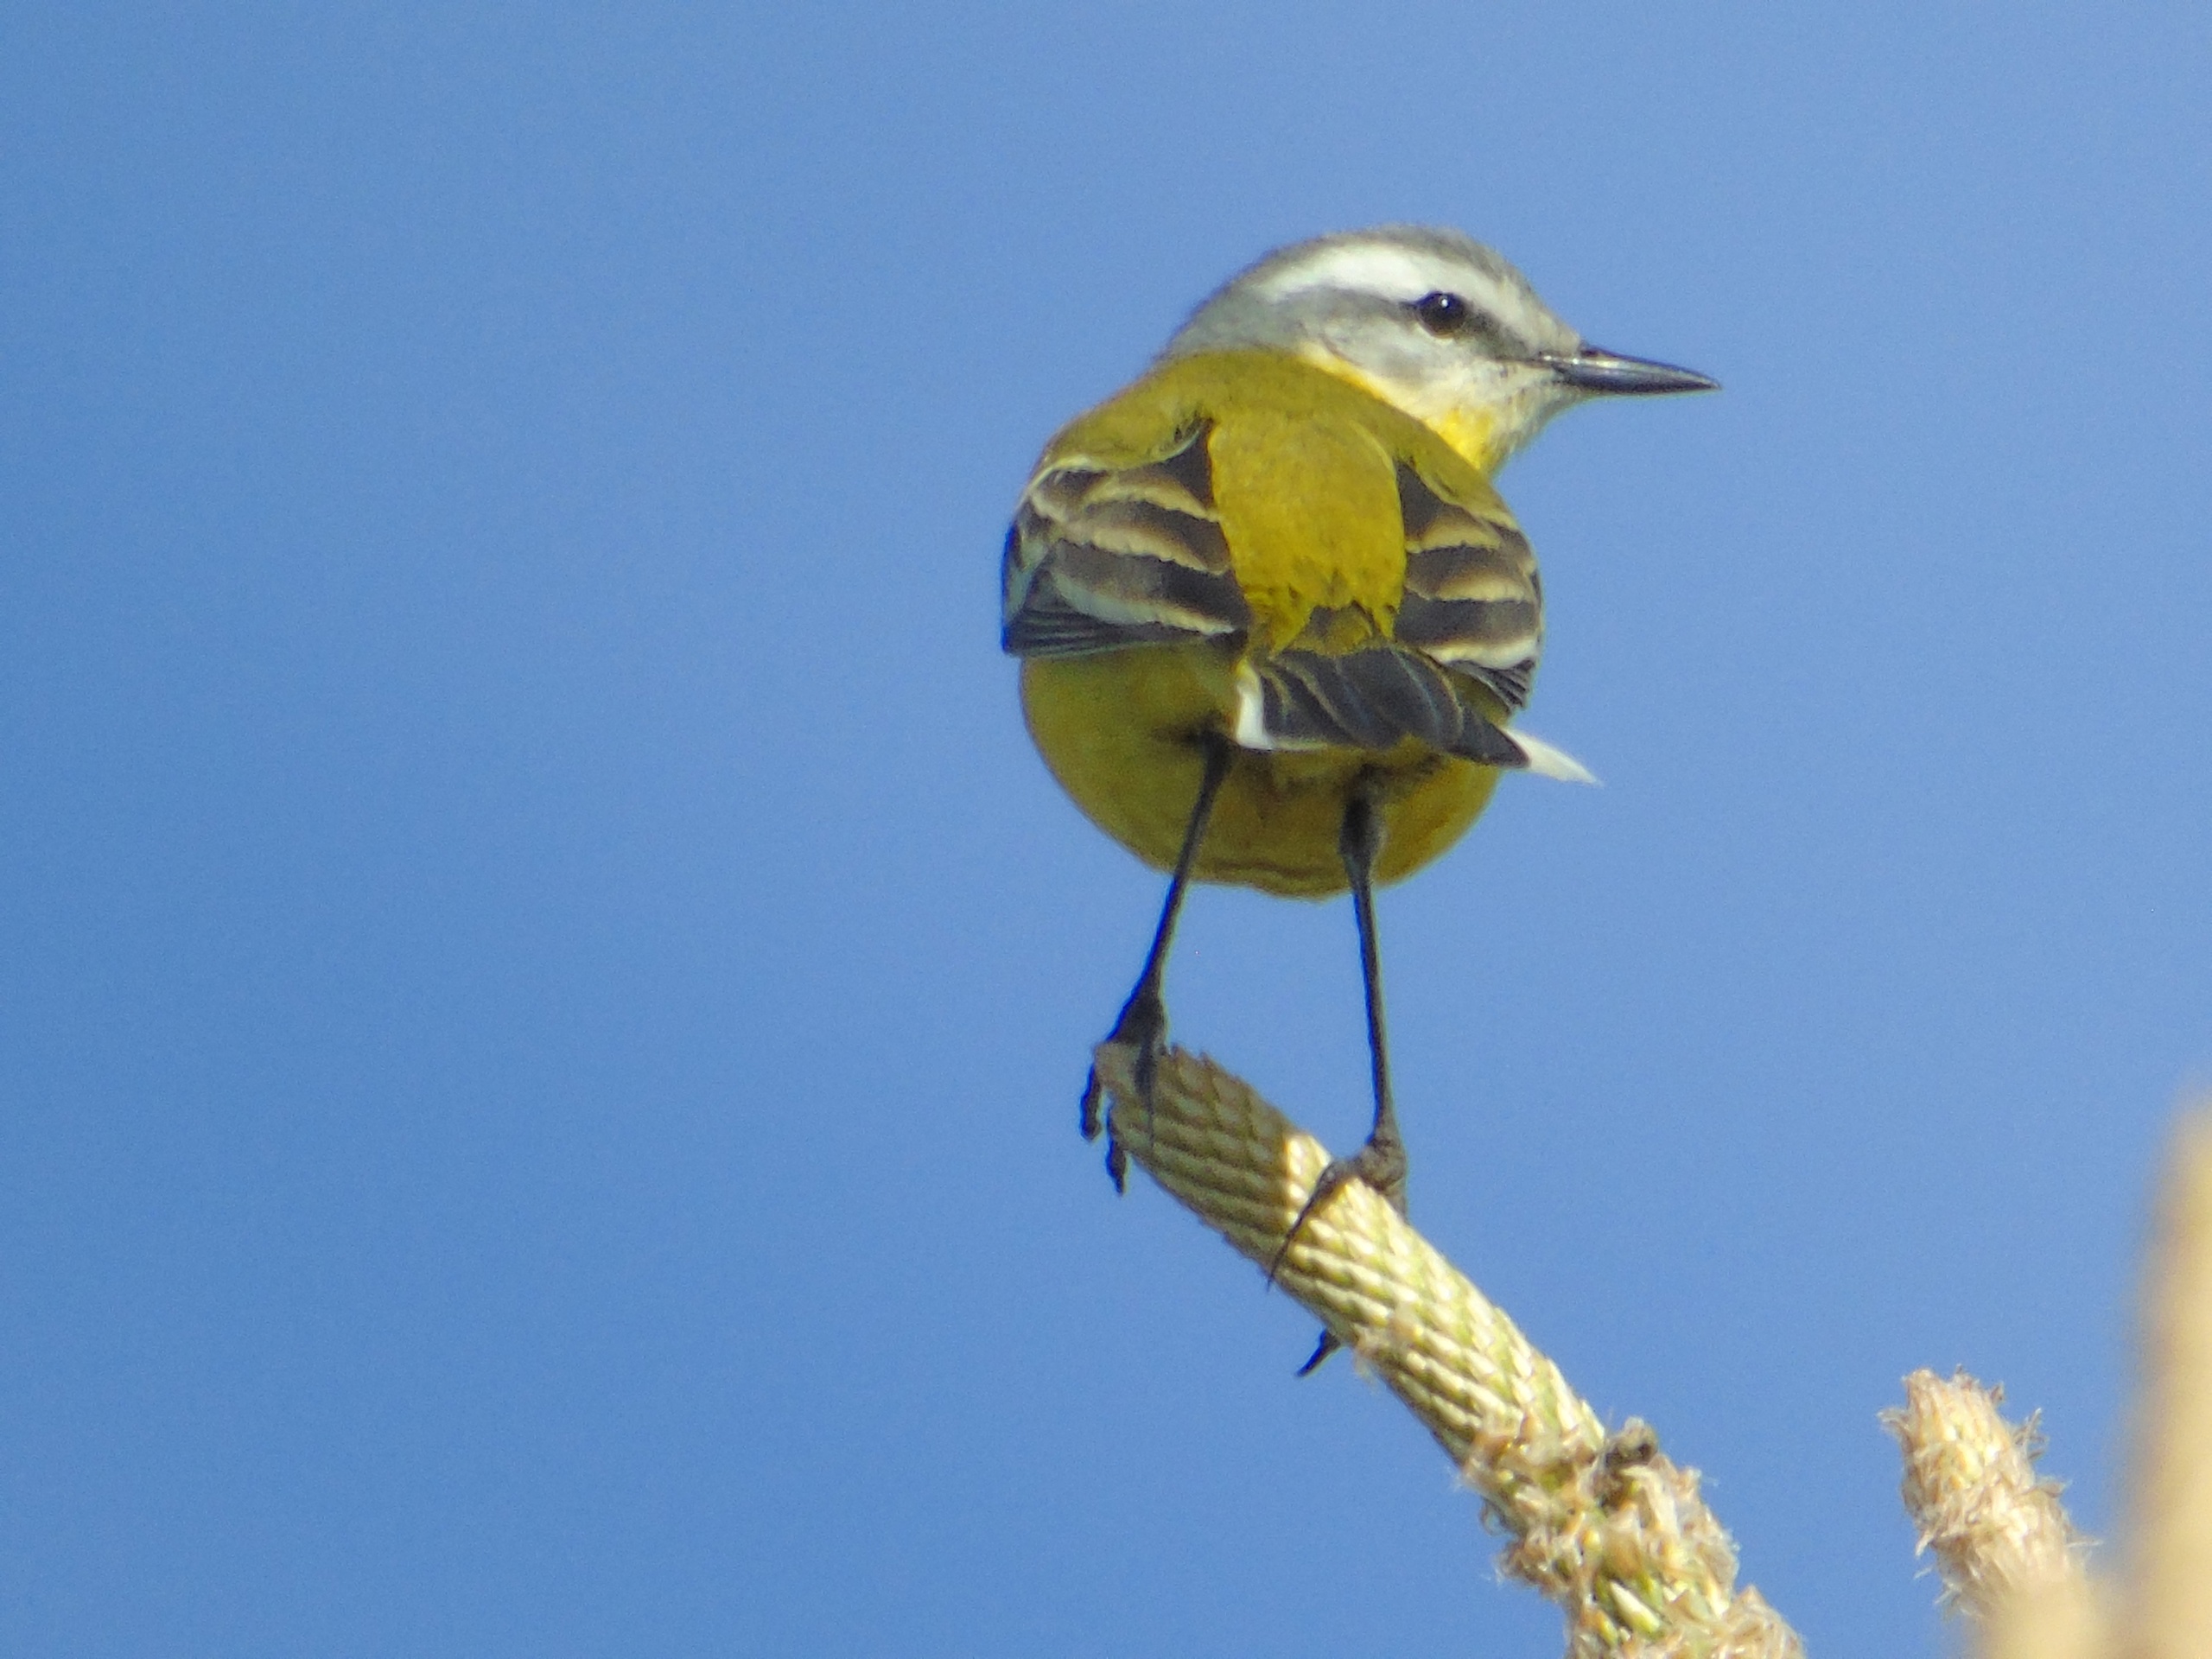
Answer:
[1020, 648, 1501, 899]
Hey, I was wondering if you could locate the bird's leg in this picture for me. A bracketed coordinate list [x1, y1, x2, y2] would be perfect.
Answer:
[1344, 789, 1408, 1210]
[1082, 731, 1233, 1192]
[1274, 783, 1407, 1372]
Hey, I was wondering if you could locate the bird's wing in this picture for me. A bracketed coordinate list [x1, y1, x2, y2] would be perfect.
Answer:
[1235, 645, 1588, 780]
[1226, 450, 1575, 776]
[1000, 393, 1583, 779]
[1236, 645, 1527, 766]
[1000, 420, 1253, 658]
[1388, 459, 1542, 715]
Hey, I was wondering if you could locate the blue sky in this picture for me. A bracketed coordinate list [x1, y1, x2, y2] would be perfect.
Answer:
[4, 3, 2209, 1653]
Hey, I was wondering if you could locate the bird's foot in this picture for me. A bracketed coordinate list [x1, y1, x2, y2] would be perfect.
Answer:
[1268, 1132, 1408, 1370]
[1080, 987, 1167, 1193]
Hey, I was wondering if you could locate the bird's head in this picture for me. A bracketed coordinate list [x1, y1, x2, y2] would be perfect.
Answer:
[1161, 225, 1716, 474]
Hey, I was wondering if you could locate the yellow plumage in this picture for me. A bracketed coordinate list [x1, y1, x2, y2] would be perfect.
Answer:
[1014, 350, 1521, 898]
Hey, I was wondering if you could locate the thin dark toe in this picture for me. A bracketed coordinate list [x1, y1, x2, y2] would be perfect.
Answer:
[1079, 1065, 1107, 1141]
[1295, 1329, 1340, 1376]
[1083, 1034, 1154, 1193]
[1267, 1137, 1409, 1284]
[1084, 985, 1166, 1146]
[1267, 1157, 1355, 1285]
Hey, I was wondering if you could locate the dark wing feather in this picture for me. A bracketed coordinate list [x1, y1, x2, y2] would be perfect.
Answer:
[1390, 460, 1542, 713]
[1247, 645, 1534, 769]
[1001, 422, 1251, 658]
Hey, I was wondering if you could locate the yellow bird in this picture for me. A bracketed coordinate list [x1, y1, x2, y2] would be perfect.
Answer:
[1002, 226, 1713, 1319]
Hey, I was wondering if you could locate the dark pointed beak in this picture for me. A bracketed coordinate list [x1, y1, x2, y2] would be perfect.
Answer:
[1542, 346, 1718, 396]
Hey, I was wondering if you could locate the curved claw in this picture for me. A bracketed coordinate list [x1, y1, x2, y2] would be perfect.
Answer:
[1079, 1065, 1108, 1141]
[1295, 1330, 1340, 1376]
[1092, 1041, 1156, 1194]
[1264, 1135, 1409, 1285]
[1272, 1135, 1408, 1373]
[1083, 985, 1167, 1192]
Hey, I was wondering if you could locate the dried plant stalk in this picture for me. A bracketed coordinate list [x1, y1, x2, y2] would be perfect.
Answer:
[1884, 1369, 2099, 1659]
[1097, 1044, 1800, 1659]
[2126, 1105, 2212, 1659]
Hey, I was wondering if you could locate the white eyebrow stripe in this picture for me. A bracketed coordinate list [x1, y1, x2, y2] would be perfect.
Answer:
[1251, 245, 1456, 303]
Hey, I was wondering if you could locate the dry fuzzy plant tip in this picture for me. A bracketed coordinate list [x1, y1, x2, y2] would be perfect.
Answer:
[1097, 1043, 1802, 1659]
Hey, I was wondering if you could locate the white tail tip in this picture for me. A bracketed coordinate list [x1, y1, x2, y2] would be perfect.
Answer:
[1513, 730, 1599, 785]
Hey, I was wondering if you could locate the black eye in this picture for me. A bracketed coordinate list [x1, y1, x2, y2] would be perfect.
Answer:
[1412, 291, 1477, 335]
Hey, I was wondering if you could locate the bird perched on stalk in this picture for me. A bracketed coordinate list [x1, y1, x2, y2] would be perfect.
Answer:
[1001, 226, 1713, 1357]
